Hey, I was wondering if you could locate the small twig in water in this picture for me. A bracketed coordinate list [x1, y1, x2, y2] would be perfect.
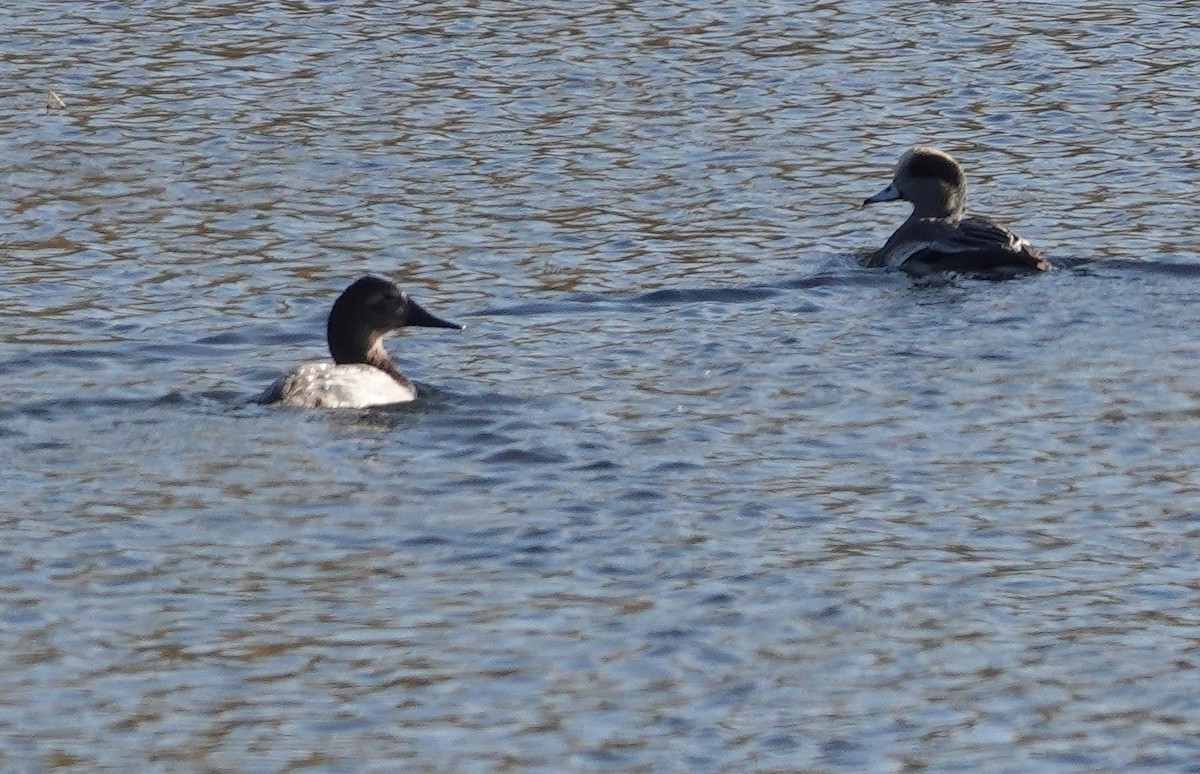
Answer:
[45, 91, 66, 113]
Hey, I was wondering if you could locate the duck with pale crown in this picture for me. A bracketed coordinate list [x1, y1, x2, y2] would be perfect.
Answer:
[863, 146, 1051, 278]
[260, 276, 462, 409]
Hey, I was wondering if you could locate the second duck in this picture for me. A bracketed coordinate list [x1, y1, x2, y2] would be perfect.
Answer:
[863, 145, 1051, 277]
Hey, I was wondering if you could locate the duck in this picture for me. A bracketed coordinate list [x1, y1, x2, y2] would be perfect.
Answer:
[862, 145, 1051, 277]
[260, 275, 462, 408]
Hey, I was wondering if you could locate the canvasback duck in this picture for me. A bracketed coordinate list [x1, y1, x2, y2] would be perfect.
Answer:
[260, 276, 461, 408]
[863, 145, 1051, 277]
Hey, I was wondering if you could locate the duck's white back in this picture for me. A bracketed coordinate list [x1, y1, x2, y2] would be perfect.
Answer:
[261, 362, 416, 408]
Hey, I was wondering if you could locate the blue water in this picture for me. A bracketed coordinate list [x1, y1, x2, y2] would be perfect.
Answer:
[4, 2, 1200, 771]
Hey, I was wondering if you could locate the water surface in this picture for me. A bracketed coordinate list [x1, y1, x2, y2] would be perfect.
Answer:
[4, 2, 1200, 771]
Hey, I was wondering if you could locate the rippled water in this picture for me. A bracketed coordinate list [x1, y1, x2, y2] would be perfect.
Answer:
[5, 1, 1200, 770]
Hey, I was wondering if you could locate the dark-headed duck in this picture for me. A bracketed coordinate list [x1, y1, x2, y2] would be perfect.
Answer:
[260, 276, 461, 408]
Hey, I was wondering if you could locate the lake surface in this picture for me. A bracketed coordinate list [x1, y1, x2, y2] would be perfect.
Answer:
[4, 1, 1200, 771]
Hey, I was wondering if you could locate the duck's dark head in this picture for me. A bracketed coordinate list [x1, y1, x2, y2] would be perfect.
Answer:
[864, 145, 967, 219]
[327, 276, 462, 365]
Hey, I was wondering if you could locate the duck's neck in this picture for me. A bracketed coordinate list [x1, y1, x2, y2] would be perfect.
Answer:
[330, 329, 400, 376]
[907, 179, 966, 220]
[362, 339, 405, 382]
[330, 325, 374, 364]
[910, 200, 964, 222]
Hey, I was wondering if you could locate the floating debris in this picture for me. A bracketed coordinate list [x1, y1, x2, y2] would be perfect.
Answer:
[45, 91, 66, 113]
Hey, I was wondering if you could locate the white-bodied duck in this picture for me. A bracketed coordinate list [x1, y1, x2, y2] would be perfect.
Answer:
[261, 275, 461, 408]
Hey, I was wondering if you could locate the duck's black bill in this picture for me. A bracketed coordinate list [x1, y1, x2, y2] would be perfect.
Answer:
[408, 300, 463, 330]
